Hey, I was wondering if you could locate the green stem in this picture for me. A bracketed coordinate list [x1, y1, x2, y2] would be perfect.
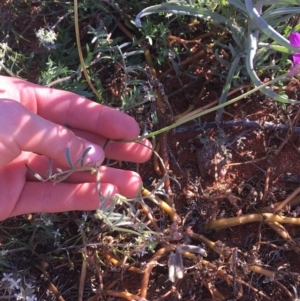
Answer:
[73, 0, 103, 101]
[129, 72, 291, 141]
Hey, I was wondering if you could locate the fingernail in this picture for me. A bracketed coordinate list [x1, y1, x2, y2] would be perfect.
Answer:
[83, 142, 104, 166]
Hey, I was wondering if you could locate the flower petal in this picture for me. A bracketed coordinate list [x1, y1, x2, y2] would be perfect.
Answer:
[290, 32, 300, 47]
[288, 63, 300, 78]
[293, 53, 300, 65]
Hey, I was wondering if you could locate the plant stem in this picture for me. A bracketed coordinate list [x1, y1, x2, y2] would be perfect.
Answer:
[74, 0, 102, 101]
[121, 72, 293, 142]
[205, 213, 300, 231]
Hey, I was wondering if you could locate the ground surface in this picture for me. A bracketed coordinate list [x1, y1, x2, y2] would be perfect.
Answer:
[1, 1, 300, 301]
[132, 72, 300, 301]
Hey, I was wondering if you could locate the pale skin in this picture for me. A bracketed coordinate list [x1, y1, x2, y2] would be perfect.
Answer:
[0, 75, 152, 220]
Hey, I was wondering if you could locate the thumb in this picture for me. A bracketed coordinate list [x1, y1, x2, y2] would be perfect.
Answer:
[0, 99, 104, 167]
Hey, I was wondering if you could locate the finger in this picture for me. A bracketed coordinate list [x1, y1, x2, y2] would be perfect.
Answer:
[8, 182, 118, 218]
[27, 154, 143, 197]
[36, 88, 140, 139]
[71, 129, 152, 163]
[65, 166, 143, 198]
[1, 76, 140, 139]
[0, 99, 104, 167]
[0, 153, 29, 220]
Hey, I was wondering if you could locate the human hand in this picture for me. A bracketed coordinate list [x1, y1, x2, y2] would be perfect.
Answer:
[0, 76, 152, 220]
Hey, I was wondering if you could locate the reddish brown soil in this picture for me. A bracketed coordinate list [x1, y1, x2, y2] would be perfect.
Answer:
[131, 68, 300, 300]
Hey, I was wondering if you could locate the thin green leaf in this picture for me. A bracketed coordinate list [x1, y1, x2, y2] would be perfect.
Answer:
[25, 164, 46, 182]
[80, 147, 92, 167]
[65, 148, 74, 168]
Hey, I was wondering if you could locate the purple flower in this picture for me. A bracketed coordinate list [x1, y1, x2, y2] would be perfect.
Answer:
[290, 32, 300, 65]
[287, 32, 300, 77]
